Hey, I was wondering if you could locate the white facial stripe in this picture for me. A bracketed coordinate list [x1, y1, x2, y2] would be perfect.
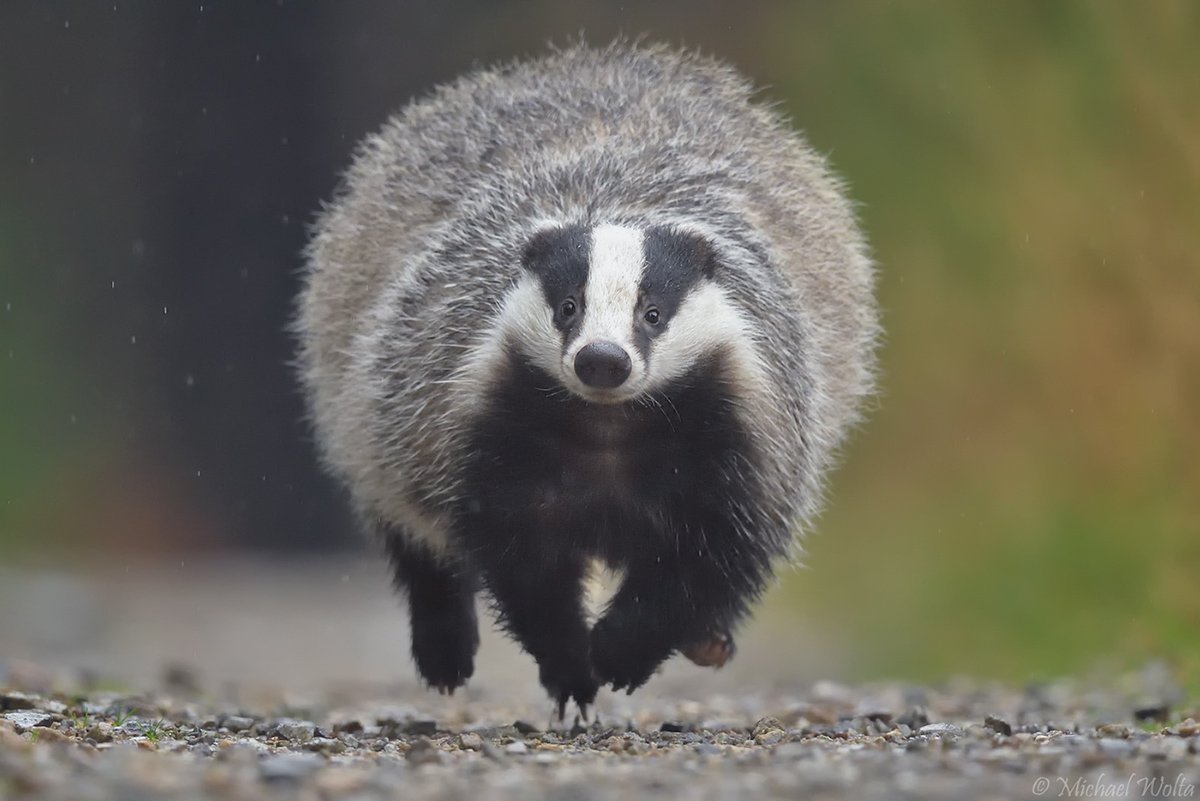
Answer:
[575, 224, 645, 354]
[453, 275, 558, 404]
[649, 281, 771, 396]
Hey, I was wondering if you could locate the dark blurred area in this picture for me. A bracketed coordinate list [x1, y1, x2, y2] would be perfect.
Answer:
[0, 1, 789, 554]
[1, 2, 1197, 683]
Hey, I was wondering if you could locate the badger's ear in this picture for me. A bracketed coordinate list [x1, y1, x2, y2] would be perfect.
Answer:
[521, 223, 587, 277]
[685, 231, 719, 280]
[651, 226, 719, 281]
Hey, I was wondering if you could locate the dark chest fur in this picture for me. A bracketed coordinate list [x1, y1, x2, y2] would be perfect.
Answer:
[457, 353, 759, 565]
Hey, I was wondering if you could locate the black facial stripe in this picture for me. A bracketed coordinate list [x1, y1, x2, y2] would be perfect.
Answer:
[522, 224, 591, 333]
[634, 226, 718, 357]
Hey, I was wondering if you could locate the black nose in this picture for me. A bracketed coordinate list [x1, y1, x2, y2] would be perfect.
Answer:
[574, 341, 632, 389]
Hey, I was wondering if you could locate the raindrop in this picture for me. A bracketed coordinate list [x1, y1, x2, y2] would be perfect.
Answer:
[185, 374, 195, 387]
[64, 19, 70, 28]
[281, 214, 289, 225]
[131, 335, 137, 344]
[163, 306, 168, 314]
[111, 280, 116, 289]
[70, 415, 77, 424]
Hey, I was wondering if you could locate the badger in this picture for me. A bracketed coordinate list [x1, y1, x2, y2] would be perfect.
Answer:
[296, 41, 878, 716]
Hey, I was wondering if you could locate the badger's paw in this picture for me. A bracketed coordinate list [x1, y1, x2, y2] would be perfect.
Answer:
[411, 615, 480, 695]
[681, 630, 737, 668]
[537, 656, 599, 721]
[589, 616, 670, 694]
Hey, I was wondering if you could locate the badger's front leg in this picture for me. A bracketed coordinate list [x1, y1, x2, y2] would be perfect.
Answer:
[386, 533, 480, 694]
[478, 543, 599, 718]
[590, 534, 770, 693]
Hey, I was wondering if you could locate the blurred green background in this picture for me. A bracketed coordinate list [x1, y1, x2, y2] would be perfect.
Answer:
[1, 2, 1197, 685]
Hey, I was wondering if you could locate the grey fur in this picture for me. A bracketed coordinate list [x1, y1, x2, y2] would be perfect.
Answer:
[296, 41, 879, 557]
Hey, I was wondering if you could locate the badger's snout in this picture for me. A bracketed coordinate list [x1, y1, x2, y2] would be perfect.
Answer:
[574, 341, 632, 388]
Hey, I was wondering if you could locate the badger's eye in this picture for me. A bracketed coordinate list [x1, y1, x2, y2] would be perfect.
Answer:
[559, 298, 577, 318]
[643, 307, 661, 326]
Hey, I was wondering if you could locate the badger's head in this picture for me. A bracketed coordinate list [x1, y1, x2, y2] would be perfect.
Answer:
[488, 222, 759, 405]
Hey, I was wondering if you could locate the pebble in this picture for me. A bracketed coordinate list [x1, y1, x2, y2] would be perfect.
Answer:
[459, 732, 485, 751]
[4, 711, 55, 731]
[261, 753, 323, 784]
[273, 718, 316, 743]
[221, 715, 255, 733]
[0, 692, 38, 711]
[918, 723, 964, 737]
[28, 727, 69, 744]
[406, 736, 444, 765]
[304, 737, 345, 755]
[505, 741, 529, 755]
[984, 715, 1012, 736]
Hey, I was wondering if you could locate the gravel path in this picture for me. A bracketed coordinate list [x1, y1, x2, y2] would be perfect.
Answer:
[2, 560, 1197, 799]
[3, 672, 1199, 800]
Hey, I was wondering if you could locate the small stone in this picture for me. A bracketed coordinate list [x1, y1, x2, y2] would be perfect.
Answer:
[120, 718, 148, 735]
[755, 730, 784, 745]
[221, 715, 255, 733]
[4, 711, 54, 732]
[918, 723, 963, 737]
[84, 722, 113, 743]
[897, 708, 930, 729]
[304, 737, 345, 755]
[401, 719, 439, 736]
[1097, 723, 1130, 737]
[273, 719, 316, 743]
[0, 725, 31, 752]
[984, 716, 1012, 737]
[1175, 721, 1199, 737]
[513, 720, 539, 735]
[458, 732, 484, 751]
[29, 726, 70, 744]
[505, 741, 528, 755]
[332, 720, 363, 735]
[406, 736, 444, 765]
[0, 692, 38, 711]
[261, 753, 323, 784]
[660, 721, 688, 733]
[752, 717, 784, 737]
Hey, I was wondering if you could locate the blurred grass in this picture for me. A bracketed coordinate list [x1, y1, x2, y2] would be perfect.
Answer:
[768, 1, 1200, 682]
